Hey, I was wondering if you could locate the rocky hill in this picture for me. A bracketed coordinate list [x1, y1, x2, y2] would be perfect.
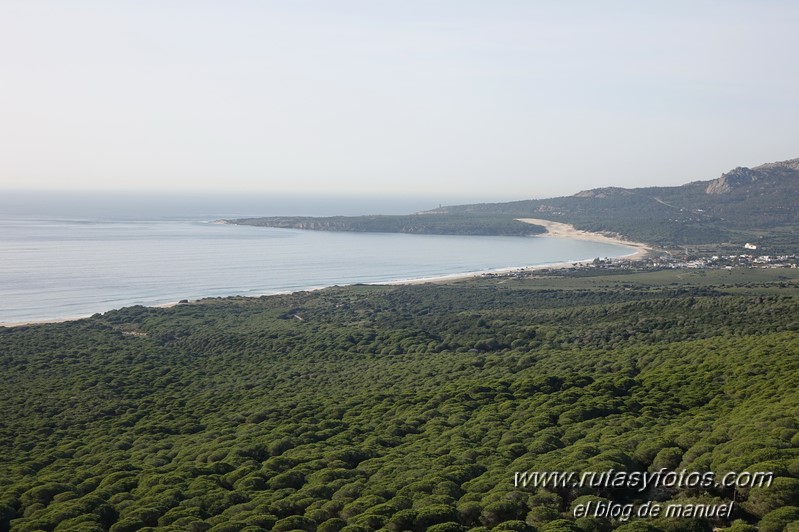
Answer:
[430, 158, 799, 251]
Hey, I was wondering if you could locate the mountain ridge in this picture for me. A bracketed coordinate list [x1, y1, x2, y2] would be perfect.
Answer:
[426, 157, 799, 251]
[705, 158, 799, 194]
[231, 157, 799, 253]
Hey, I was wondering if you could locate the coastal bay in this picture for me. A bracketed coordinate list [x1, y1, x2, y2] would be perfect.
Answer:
[0, 217, 636, 326]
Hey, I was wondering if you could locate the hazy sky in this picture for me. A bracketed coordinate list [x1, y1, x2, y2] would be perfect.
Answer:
[2, 1, 797, 200]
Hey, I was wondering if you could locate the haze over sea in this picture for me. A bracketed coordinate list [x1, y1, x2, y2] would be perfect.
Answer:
[0, 192, 633, 324]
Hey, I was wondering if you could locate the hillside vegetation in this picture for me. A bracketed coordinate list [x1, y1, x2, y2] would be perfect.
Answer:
[230, 214, 545, 237]
[229, 158, 799, 253]
[430, 158, 799, 251]
[2, 269, 799, 531]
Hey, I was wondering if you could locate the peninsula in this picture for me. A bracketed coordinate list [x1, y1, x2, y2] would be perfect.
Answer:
[230, 157, 799, 256]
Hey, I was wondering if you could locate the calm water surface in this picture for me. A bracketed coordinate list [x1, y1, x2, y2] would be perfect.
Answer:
[0, 206, 633, 323]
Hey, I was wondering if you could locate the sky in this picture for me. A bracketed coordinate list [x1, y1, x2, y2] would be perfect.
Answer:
[1, 0, 798, 201]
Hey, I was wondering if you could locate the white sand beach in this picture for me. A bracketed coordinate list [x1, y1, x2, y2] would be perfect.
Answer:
[516, 218, 651, 260]
[384, 219, 652, 287]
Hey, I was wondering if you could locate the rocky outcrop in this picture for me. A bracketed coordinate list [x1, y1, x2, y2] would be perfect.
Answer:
[705, 158, 799, 194]
[573, 187, 634, 198]
[705, 166, 762, 194]
[754, 157, 799, 172]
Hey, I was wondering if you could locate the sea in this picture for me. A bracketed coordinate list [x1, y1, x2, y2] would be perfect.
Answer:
[0, 192, 634, 324]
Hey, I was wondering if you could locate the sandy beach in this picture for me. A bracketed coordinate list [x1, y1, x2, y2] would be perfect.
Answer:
[0, 302, 181, 328]
[382, 219, 652, 287]
[516, 218, 651, 260]
[0, 316, 87, 328]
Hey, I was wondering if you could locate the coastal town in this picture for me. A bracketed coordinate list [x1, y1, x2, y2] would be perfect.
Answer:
[592, 251, 799, 271]
[483, 250, 799, 281]
[481, 219, 799, 279]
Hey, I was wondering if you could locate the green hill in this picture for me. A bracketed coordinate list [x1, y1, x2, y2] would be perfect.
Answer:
[229, 214, 546, 237]
[429, 158, 799, 251]
[231, 158, 799, 253]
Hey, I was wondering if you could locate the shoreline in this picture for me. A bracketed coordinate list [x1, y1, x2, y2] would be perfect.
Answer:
[0, 302, 183, 329]
[377, 259, 595, 286]
[516, 218, 652, 260]
[378, 219, 650, 287]
[2, 221, 650, 328]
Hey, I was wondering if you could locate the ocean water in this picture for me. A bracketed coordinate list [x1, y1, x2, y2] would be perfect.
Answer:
[0, 193, 633, 324]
